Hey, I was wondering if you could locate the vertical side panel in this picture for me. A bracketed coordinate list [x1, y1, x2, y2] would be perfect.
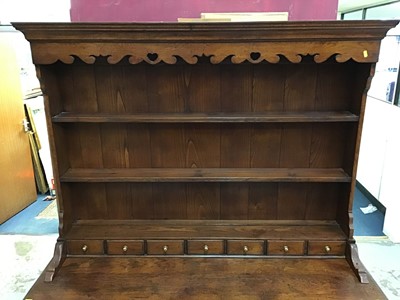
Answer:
[40, 65, 73, 234]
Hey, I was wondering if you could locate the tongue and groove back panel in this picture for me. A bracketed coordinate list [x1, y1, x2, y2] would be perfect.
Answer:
[46, 61, 364, 222]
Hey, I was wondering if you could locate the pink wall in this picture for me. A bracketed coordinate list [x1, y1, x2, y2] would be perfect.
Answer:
[70, 0, 338, 22]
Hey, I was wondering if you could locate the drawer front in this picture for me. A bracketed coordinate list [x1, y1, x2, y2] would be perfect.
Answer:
[268, 240, 305, 256]
[187, 240, 225, 255]
[147, 240, 184, 255]
[67, 240, 104, 255]
[227, 240, 264, 255]
[308, 241, 346, 256]
[107, 240, 144, 255]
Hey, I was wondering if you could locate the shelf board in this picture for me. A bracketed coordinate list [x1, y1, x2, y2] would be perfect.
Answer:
[60, 168, 351, 183]
[66, 220, 347, 240]
[52, 111, 359, 123]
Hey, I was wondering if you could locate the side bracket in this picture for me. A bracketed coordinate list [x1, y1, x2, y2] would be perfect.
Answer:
[346, 240, 369, 284]
[44, 240, 66, 282]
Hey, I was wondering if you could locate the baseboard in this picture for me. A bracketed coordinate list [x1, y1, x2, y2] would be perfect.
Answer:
[356, 181, 386, 215]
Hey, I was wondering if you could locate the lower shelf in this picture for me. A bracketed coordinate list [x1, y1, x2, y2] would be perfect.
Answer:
[26, 257, 385, 299]
[66, 219, 347, 240]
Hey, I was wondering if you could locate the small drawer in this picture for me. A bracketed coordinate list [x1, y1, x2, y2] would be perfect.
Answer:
[67, 240, 104, 255]
[268, 240, 305, 256]
[308, 241, 346, 256]
[147, 240, 184, 255]
[187, 240, 225, 255]
[227, 240, 264, 255]
[107, 240, 144, 255]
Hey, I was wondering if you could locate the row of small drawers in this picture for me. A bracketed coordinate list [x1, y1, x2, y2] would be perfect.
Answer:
[67, 239, 346, 256]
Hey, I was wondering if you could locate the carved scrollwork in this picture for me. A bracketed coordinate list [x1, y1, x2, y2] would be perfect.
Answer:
[30, 41, 380, 65]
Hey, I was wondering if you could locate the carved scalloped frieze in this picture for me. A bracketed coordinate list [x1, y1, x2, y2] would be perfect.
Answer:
[30, 41, 380, 65]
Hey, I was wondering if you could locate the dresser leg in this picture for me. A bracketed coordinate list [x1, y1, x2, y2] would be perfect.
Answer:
[44, 240, 66, 282]
[346, 240, 369, 284]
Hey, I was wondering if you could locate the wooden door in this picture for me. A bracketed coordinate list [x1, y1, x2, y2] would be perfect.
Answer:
[0, 32, 36, 224]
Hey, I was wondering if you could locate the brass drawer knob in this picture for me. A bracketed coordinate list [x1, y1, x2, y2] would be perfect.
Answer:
[163, 245, 168, 254]
[82, 245, 88, 253]
[325, 245, 331, 253]
[243, 245, 249, 254]
[122, 245, 128, 253]
[283, 245, 289, 253]
[203, 244, 209, 253]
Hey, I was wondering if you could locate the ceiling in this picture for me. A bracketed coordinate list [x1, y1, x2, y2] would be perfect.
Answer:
[338, 0, 398, 12]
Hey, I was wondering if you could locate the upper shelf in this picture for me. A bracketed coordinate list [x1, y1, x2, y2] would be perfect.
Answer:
[52, 111, 359, 123]
[60, 168, 351, 183]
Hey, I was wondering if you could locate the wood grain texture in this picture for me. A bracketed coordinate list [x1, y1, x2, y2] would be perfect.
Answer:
[60, 168, 352, 183]
[66, 220, 347, 240]
[14, 21, 398, 64]
[52, 111, 360, 123]
[186, 183, 220, 220]
[25, 257, 386, 299]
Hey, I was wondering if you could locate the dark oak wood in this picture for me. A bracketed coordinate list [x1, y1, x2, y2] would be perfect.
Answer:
[65, 220, 347, 240]
[14, 21, 397, 297]
[52, 111, 360, 123]
[60, 168, 352, 182]
[268, 240, 306, 256]
[26, 257, 387, 299]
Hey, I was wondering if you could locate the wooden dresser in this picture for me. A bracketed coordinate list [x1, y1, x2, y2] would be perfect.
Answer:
[14, 21, 397, 299]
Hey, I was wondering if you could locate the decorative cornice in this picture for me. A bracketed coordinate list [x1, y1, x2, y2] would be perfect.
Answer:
[13, 21, 398, 65]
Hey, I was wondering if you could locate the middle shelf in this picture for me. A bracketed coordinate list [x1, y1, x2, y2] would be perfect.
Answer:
[52, 111, 359, 123]
[60, 168, 352, 183]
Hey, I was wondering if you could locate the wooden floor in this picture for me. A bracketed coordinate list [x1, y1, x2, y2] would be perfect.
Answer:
[25, 257, 386, 299]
